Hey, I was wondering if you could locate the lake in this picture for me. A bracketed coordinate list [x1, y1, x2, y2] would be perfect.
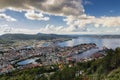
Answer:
[17, 58, 39, 66]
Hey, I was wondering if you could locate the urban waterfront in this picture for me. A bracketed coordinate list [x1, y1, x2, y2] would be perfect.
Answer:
[14, 37, 120, 66]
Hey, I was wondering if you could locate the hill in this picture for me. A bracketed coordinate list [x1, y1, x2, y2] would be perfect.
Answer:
[0, 33, 74, 40]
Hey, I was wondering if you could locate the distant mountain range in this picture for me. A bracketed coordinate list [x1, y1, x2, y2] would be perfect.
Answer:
[0, 33, 75, 40]
[0, 33, 120, 41]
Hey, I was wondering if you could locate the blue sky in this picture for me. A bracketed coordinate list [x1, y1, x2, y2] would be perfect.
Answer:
[0, 0, 120, 34]
[84, 0, 120, 16]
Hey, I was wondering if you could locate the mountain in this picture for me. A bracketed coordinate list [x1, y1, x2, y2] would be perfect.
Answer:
[0, 33, 74, 40]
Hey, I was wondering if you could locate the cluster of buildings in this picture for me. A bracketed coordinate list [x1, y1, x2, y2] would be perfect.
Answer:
[0, 39, 103, 75]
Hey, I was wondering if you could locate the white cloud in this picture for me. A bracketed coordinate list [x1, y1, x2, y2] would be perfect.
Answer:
[0, 24, 120, 35]
[0, 25, 40, 35]
[0, 13, 16, 21]
[0, 0, 84, 17]
[95, 16, 120, 27]
[39, 24, 65, 33]
[39, 24, 120, 34]
[64, 15, 120, 31]
[39, 24, 90, 33]
[25, 10, 49, 21]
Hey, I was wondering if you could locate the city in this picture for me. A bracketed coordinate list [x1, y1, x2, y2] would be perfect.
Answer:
[0, 0, 120, 80]
[0, 38, 103, 74]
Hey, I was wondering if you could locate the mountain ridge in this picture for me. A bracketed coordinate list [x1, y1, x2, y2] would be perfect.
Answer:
[0, 33, 73, 40]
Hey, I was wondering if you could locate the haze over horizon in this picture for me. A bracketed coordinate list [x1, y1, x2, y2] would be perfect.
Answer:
[0, 0, 120, 35]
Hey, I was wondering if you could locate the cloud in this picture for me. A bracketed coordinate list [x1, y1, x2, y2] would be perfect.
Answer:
[39, 24, 120, 34]
[0, 13, 16, 21]
[25, 10, 49, 21]
[64, 15, 120, 30]
[95, 16, 120, 27]
[0, 9, 5, 12]
[63, 15, 95, 28]
[0, 0, 84, 16]
[0, 24, 62, 35]
[0, 24, 120, 35]
[39, 24, 65, 33]
[0, 25, 40, 35]
[39, 24, 92, 33]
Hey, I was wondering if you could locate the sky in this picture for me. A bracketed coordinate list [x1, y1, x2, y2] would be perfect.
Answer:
[0, 0, 120, 35]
